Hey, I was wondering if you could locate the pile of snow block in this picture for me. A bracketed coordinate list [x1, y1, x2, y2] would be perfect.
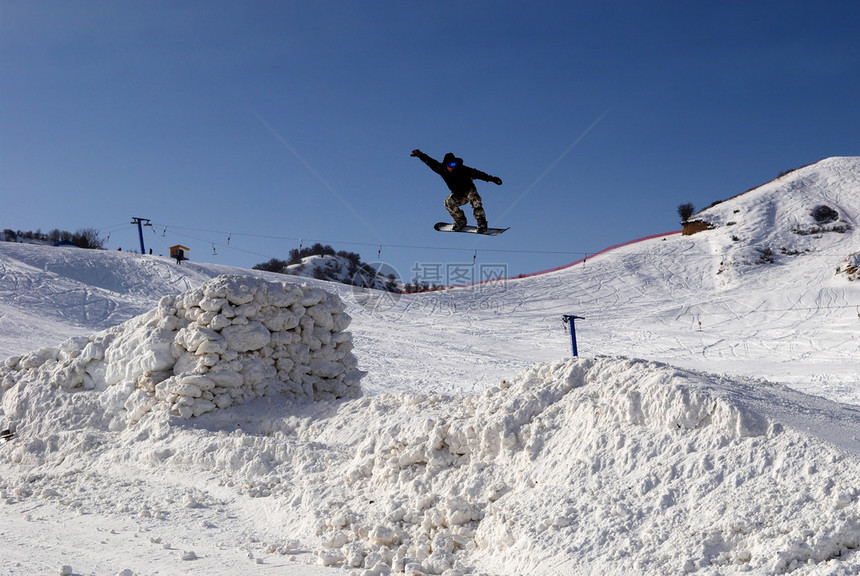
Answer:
[1, 275, 361, 425]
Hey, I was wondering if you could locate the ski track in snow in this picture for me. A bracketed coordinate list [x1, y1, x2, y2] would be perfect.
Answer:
[1, 157, 860, 575]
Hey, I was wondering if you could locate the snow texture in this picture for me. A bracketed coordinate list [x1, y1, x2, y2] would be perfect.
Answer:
[1, 157, 860, 575]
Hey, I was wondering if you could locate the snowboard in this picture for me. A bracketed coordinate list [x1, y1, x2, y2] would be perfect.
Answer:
[434, 222, 509, 236]
[0, 429, 14, 443]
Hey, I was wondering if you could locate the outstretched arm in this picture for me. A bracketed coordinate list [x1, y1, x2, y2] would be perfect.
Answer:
[411, 149, 443, 173]
[469, 167, 503, 186]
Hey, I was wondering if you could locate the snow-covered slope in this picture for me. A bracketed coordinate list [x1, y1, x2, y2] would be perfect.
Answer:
[283, 254, 402, 292]
[1, 157, 860, 575]
[691, 156, 858, 283]
[0, 243, 233, 358]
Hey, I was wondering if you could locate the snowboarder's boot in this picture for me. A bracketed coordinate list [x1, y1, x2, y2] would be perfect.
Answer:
[452, 219, 467, 231]
[476, 219, 488, 234]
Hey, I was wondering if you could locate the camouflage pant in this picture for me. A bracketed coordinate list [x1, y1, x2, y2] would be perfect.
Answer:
[445, 188, 487, 227]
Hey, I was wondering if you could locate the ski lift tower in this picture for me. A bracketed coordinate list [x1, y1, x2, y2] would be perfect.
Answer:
[130, 217, 152, 254]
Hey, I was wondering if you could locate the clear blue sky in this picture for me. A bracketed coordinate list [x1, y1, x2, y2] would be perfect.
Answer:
[2, 1, 858, 283]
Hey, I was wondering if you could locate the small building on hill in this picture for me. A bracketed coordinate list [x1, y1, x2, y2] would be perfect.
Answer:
[169, 245, 190, 263]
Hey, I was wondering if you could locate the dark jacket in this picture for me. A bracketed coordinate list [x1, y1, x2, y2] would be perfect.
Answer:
[415, 152, 498, 198]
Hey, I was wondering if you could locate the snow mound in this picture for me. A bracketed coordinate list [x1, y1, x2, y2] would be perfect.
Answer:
[111, 356, 852, 575]
[3, 354, 860, 574]
[1, 274, 361, 431]
[322, 358, 860, 574]
[313, 357, 775, 574]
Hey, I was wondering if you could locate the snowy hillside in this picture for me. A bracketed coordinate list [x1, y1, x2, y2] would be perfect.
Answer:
[1, 157, 860, 575]
[689, 157, 857, 283]
[282, 253, 402, 292]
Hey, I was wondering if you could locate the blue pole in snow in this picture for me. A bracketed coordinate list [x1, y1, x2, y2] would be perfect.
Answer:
[562, 315, 584, 357]
[130, 217, 151, 254]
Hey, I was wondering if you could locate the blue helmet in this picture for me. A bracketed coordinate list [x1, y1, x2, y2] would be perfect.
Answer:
[443, 152, 462, 168]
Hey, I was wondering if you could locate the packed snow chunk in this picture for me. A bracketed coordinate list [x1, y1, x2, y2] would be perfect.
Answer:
[204, 275, 257, 305]
[222, 321, 271, 352]
[103, 314, 176, 386]
[0, 274, 362, 430]
[368, 525, 398, 546]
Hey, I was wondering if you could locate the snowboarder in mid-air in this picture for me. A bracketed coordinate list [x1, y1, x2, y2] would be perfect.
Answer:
[411, 149, 502, 233]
